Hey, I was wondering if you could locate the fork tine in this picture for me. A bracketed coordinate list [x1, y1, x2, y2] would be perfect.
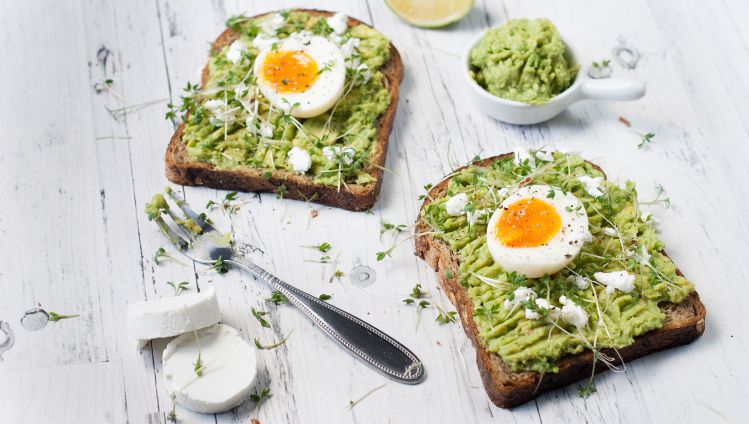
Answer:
[154, 215, 190, 252]
[165, 187, 216, 232]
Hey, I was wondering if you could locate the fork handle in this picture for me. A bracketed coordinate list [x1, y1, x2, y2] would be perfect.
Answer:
[227, 258, 425, 384]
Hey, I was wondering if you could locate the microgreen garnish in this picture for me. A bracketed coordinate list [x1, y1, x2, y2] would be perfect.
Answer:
[637, 132, 655, 149]
[193, 353, 205, 377]
[167, 281, 189, 296]
[329, 270, 345, 283]
[251, 307, 270, 328]
[434, 303, 457, 324]
[197, 212, 213, 225]
[347, 383, 386, 411]
[254, 331, 293, 350]
[268, 290, 289, 305]
[402, 283, 430, 329]
[275, 184, 287, 199]
[211, 257, 230, 274]
[167, 395, 177, 423]
[379, 218, 406, 239]
[640, 183, 671, 207]
[317, 60, 335, 75]
[303, 242, 331, 252]
[250, 385, 272, 412]
[206, 191, 240, 215]
[578, 381, 597, 398]
[153, 247, 185, 266]
[318, 293, 332, 301]
[418, 183, 434, 201]
[47, 312, 80, 322]
[589, 59, 612, 79]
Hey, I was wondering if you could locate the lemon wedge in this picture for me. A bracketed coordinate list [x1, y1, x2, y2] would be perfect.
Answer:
[384, 0, 474, 28]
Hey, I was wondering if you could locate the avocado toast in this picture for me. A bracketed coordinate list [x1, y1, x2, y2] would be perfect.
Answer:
[414, 151, 706, 408]
[165, 9, 403, 211]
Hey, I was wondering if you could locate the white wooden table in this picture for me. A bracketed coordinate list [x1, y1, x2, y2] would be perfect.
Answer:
[1, 1, 748, 423]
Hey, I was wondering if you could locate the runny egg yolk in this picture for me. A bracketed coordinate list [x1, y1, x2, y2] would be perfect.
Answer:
[496, 197, 562, 248]
[260, 50, 318, 94]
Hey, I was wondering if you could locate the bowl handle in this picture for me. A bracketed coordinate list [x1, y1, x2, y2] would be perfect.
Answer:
[579, 78, 646, 101]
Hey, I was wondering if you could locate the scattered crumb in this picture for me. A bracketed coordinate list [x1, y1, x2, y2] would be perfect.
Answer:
[436, 341, 442, 346]
[251, 419, 261, 424]
[310, 209, 318, 218]
[619, 116, 631, 127]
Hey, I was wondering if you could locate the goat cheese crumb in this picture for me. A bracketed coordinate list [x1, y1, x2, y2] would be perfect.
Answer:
[638, 245, 651, 266]
[559, 296, 588, 328]
[535, 298, 561, 320]
[578, 175, 605, 198]
[226, 40, 246, 64]
[340, 37, 360, 59]
[260, 13, 285, 34]
[258, 122, 274, 139]
[503, 287, 537, 311]
[602, 226, 617, 236]
[535, 149, 554, 162]
[287, 147, 312, 173]
[445, 193, 469, 216]
[253, 32, 279, 50]
[467, 209, 488, 226]
[327, 12, 349, 35]
[594, 271, 636, 294]
[572, 275, 590, 290]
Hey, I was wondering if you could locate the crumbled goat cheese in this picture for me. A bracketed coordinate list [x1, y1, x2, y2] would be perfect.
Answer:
[287, 147, 312, 173]
[327, 12, 349, 35]
[559, 296, 589, 329]
[578, 175, 605, 197]
[253, 32, 279, 51]
[260, 13, 285, 34]
[445, 193, 469, 216]
[535, 298, 561, 320]
[535, 149, 554, 162]
[594, 271, 636, 294]
[226, 40, 246, 64]
[602, 226, 617, 236]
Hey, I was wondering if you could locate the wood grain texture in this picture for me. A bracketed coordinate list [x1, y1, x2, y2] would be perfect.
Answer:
[0, 0, 747, 423]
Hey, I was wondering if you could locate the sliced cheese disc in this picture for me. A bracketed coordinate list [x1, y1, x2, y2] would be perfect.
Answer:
[163, 324, 258, 413]
[127, 286, 221, 348]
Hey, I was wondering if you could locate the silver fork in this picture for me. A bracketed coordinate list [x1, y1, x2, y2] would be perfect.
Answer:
[150, 188, 425, 384]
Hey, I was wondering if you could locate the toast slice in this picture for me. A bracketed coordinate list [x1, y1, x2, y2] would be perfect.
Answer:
[165, 9, 403, 211]
[414, 154, 706, 408]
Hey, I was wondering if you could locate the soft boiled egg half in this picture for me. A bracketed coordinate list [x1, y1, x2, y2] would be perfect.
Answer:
[486, 185, 591, 278]
[254, 33, 345, 118]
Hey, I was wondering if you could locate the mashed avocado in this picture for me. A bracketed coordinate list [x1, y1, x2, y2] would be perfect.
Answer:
[421, 151, 694, 373]
[179, 11, 392, 187]
[470, 19, 579, 105]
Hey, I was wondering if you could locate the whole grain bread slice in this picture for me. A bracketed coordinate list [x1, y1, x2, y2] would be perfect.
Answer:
[165, 9, 403, 211]
[414, 154, 706, 408]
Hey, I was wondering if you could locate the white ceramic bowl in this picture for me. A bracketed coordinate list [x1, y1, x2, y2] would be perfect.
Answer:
[463, 33, 646, 125]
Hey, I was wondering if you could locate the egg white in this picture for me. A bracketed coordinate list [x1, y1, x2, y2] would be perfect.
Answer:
[254, 33, 345, 118]
[486, 185, 591, 278]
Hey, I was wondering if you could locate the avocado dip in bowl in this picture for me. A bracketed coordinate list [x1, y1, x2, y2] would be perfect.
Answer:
[464, 18, 646, 125]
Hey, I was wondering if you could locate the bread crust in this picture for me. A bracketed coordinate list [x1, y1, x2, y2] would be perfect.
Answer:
[165, 9, 403, 211]
[414, 154, 706, 408]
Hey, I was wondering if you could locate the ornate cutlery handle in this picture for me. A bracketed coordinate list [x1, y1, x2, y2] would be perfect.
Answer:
[228, 257, 425, 384]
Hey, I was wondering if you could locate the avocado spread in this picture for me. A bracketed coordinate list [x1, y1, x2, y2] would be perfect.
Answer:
[470, 19, 579, 105]
[178, 11, 392, 187]
[421, 151, 694, 373]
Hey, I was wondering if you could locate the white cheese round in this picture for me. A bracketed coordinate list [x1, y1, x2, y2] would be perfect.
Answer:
[127, 286, 221, 348]
[163, 324, 258, 414]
